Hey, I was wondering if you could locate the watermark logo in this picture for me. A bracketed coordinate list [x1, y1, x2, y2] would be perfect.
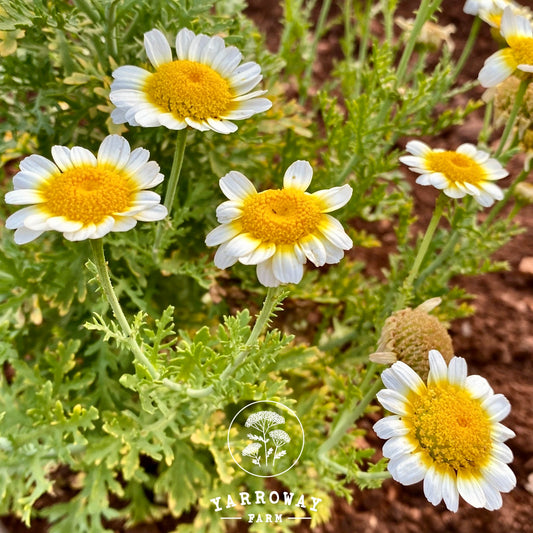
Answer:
[227, 400, 304, 478]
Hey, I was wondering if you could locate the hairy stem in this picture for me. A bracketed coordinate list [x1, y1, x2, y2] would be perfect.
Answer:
[90, 239, 159, 380]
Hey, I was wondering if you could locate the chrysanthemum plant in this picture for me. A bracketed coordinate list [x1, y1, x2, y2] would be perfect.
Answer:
[0, 0, 530, 530]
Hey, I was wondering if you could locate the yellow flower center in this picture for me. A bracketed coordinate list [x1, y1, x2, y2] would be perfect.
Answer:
[40, 165, 134, 225]
[425, 151, 487, 186]
[240, 189, 323, 245]
[144, 60, 233, 121]
[406, 383, 493, 471]
[508, 36, 533, 66]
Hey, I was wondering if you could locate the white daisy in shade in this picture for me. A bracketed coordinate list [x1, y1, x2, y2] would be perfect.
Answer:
[109, 28, 272, 134]
[478, 7, 533, 87]
[374, 350, 516, 512]
[4, 135, 167, 244]
[205, 161, 353, 287]
[399, 140, 508, 207]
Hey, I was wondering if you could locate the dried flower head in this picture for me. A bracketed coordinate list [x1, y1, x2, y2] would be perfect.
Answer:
[369, 298, 454, 380]
[374, 350, 516, 512]
[110, 28, 272, 134]
[396, 17, 456, 52]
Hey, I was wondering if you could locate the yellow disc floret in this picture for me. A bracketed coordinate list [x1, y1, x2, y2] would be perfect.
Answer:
[144, 60, 233, 121]
[40, 165, 133, 224]
[425, 151, 487, 186]
[508, 36, 533, 66]
[406, 383, 493, 471]
[240, 189, 323, 245]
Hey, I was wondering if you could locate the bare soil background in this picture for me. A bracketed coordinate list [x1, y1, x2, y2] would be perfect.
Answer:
[2, 1, 533, 532]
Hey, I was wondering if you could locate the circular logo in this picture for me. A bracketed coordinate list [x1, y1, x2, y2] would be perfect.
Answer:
[227, 400, 304, 478]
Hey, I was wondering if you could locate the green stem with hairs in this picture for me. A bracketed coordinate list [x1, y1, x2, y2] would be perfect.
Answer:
[452, 16, 481, 79]
[164, 286, 285, 398]
[153, 128, 188, 256]
[300, 0, 333, 103]
[318, 366, 383, 460]
[90, 239, 159, 380]
[395, 0, 441, 88]
[494, 78, 530, 158]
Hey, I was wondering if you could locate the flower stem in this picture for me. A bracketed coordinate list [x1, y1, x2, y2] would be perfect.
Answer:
[395, 0, 441, 88]
[181, 286, 284, 398]
[494, 78, 530, 158]
[90, 239, 159, 380]
[452, 16, 480, 79]
[318, 366, 382, 459]
[153, 128, 188, 257]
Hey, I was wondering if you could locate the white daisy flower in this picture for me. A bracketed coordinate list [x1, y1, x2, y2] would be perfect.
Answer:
[4, 135, 167, 244]
[205, 161, 353, 287]
[374, 350, 516, 512]
[399, 140, 508, 207]
[109, 28, 272, 134]
[478, 7, 533, 87]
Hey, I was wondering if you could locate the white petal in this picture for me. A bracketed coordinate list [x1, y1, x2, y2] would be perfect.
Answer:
[490, 442, 513, 464]
[6, 205, 43, 229]
[387, 453, 427, 485]
[24, 212, 53, 230]
[478, 50, 515, 88]
[175, 28, 195, 60]
[382, 436, 417, 459]
[51, 146, 75, 171]
[187, 34, 211, 62]
[312, 184, 353, 212]
[283, 160, 313, 191]
[322, 239, 345, 264]
[456, 472, 486, 508]
[131, 162, 162, 189]
[111, 65, 150, 89]
[423, 464, 444, 506]
[216, 201, 243, 223]
[47, 216, 83, 232]
[92, 216, 116, 238]
[18, 154, 58, 180]
[158, 113, 187, 130]
[373, 416, 409, 439]
[211, 46, 242, 77]
[144, 29, 172, 68]
[318, 215, 353, 250]
[427, 172, 449, 189]
[443, 185, 467, 199]
[376, 389, 410, 416]
[184, 117, 210, 131]
[492, 422, 516, 442]
[13, 171, 48, 190]
[70, 146, 97, 167]
[405, 140, 431, 156]
[382, 361, 426, 396]
[480, 181, 504, 200]
[256, 258, 280, 287]
[239, 243, 276, 265]
[447, 356, 467, 386]
[465, 375, 493, 400]
[64, 224, 96, 241]
[13, 227, 44, 244]
[214, 242, 239, 269]
[500, 7, 533, 40]
[110, 107, 129, 125]
[97, 135, 131, 168]
[206, 117, 238, 134]
[134, 204, 168, 221]
[5, 189, 44, 205]
[224, 233, 261, 258]
[480, 480, 503, 511]
[481, 461, 516, 493]
[112, 217, 138, 232]
[205, 223, 240, 246]
[272, 246, 304, 284]
[482, 394, 511, 421]
[428, 350, 448, 384]
[299, 234, 327, 267]
[219, 171, 257, 200]
[441, 468, 459, 512]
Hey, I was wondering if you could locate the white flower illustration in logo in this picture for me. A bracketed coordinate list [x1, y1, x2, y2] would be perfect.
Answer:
[227, 401, 304, 478]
